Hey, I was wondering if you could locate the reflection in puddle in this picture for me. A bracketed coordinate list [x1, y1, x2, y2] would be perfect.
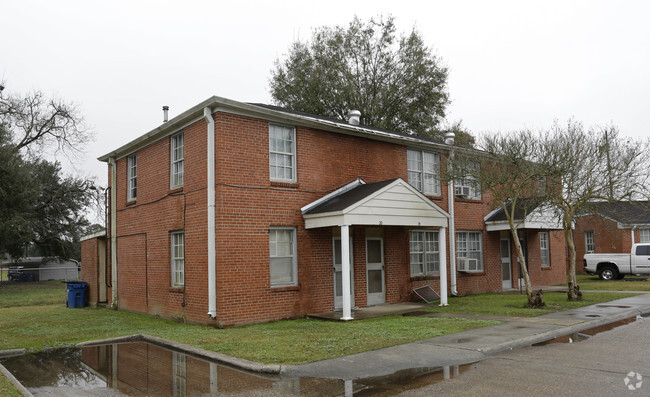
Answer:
[0, 342, 466, 396]
[533, 316, 637, 346]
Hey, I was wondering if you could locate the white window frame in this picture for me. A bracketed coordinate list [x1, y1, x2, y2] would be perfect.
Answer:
[456, 231, 483, 272]
[407, 149, 441, 196]
[537, 176, 548, 196]
[540, 231, 550, 267]
[171, 231, 185, 287]
[269, 227, 298, 287]
[409, 230, 440, 276]
[585, 231, 595, 254]
[172, 352, 186, 397]
[455, 162, 481, 200]
[170, 132, 184, 189]
[640, 228, 650, 243]
[269, 124, 296, 182]
[127, 154, 137, 201]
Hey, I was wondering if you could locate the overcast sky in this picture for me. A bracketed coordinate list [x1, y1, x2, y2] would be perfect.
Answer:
[2, 0, 649, 194]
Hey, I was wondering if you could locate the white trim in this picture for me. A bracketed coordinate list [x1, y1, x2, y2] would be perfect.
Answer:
[485, 205, 563, 231]
[409, 229, 441, 277]
[300, 178, 365, 214]
[269, 124, 297, 183]
[80, 230, 107, 242]
[170, 131, 184, 189]
[99, 95, 454, 163]
[303, 179, 449, 229]
[171, 230, 185, 288]
[456, 231, 483, 273]
[407, 149, 441, 196]
[540, 231, 550, 267]
[269, 227, 298, 287]
[127, 154, 137, 202]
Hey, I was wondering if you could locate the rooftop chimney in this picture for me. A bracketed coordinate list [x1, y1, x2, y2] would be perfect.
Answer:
[444, 131, 455, 145]
[347, 110, 361, 125]
[162, 106, 169, 123]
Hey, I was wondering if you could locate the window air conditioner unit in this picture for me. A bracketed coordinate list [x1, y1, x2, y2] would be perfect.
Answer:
[457, 257, 478, 272]
[455, 186, 471, 198]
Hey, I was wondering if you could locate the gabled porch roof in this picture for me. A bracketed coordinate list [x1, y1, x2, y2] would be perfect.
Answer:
[484, 199, 563, 231]
[302, 178, 449, 229]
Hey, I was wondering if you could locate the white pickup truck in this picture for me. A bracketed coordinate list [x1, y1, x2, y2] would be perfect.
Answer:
[584, 243, 650, 280]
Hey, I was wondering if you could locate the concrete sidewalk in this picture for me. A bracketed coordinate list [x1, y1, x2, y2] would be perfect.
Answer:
[280, 293, 650, 379]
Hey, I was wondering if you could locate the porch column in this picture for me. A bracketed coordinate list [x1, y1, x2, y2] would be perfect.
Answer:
[439, 227, 448, 306]
[340, 224, 353, 320]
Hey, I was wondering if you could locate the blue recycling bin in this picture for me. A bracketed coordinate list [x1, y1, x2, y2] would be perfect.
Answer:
[66, 281, 88, 308]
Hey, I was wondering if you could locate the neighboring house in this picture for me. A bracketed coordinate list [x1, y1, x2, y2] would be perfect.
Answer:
[575, 201, 650, 273]
[1, 257, 80, 281]
[81, 96, 566, 326]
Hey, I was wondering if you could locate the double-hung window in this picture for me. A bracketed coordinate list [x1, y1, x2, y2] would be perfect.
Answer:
[540, 232, 550, 267]
[456, 231, 483, 272]
[640, 229, 650, 243]
[171, 231, 185, 287]
[127, 154, 137, 201]
[409, 230, 440, 276]
[455, 161, 481, 200]
[585, 231, 595, 254]
[170, 132, 184, 188]
[269, 125, 296, 182]
[269, 227, 297, 286]
[407, 149, 441, 195]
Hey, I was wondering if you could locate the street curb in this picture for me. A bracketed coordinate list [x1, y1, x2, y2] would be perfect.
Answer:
[477, 306, 650, 355]
[0, 349, 27, 358]
[76, 334, 283, 375]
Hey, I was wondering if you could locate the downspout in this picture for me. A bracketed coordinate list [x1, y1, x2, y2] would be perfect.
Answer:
[108, 157, 118, 308]
[204, 107, 217, 319]
[445, 133, 458, 296]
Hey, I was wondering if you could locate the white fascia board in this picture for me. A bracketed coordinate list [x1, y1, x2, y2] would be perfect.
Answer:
[345, 179, 449, 219]
[100, 96, 454, 162]
[484, 206, 503, 222]
[80, 230, 107, 242]
[300, 178, 366, 214]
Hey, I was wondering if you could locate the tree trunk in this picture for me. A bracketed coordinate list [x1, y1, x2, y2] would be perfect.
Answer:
[510, 229, 544, 308]
[565, 227, 583, 300]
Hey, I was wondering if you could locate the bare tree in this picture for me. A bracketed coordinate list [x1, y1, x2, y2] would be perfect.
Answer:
[0, 85, 92, 159]
[471, 131, 548, 307]
[541, 121, 650, 300]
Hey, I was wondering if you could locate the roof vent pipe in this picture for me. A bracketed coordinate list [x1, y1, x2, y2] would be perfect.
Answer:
[444, 131, 455, 145]
[163, 106, 169, 123]
[347, 110, 361, 125]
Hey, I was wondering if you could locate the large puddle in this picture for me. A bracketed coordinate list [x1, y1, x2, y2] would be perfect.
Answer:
[0, 342, 468, 396]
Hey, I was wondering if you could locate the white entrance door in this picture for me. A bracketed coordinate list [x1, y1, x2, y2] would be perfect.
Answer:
[366, 237, 385, 306]
[334, 237, 354, 309]
[500, 238, 511, 290]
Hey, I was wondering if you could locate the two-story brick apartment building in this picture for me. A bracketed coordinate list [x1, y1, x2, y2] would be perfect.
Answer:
[81, 96, 566, 326]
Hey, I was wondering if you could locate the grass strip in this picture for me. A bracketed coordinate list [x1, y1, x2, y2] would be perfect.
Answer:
[425, 291, 640, 317]
[0, 305, 498, 365]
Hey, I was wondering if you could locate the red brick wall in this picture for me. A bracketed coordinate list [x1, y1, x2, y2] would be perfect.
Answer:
[99, 110, 567, 326]
[81, 236, 107, 306]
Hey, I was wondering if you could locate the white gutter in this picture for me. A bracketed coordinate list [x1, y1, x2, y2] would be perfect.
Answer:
[447, 151, 458, 295]
[204, 107, 217, 319]
[108, 157, 118, 308]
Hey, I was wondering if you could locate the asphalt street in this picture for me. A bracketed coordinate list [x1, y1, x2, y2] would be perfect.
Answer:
[398, 314, 650, 396]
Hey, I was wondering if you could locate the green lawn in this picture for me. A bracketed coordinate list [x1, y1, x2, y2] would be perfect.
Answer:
[424, 290, 639, 317]
[0, 374, 22, 397]
[0, 281, 644, 394]
[571, 274, 650, 291]
[0, 280, 67, 308]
